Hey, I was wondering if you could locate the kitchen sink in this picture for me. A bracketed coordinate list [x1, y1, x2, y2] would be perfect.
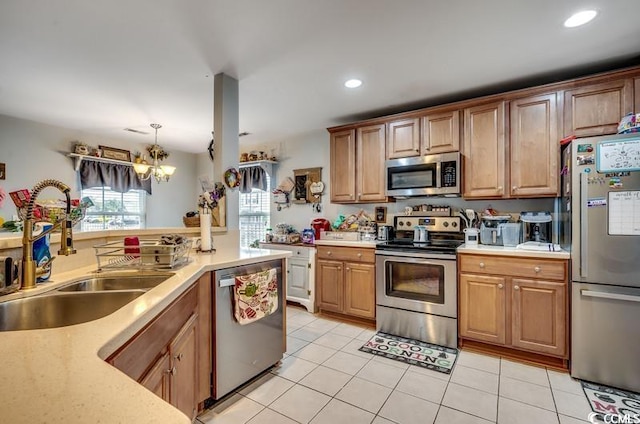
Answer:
[0, 291, 145, 331]
[57, 273, 174, 292]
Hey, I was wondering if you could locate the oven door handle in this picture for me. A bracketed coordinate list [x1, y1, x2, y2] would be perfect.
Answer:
[375, 251, 456, 260]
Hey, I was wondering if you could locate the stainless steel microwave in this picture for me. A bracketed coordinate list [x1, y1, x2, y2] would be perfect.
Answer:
[385, 152, 461, 197]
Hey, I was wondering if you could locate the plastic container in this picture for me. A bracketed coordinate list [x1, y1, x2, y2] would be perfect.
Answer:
[501, 223, 521, 247]
[464, 228, 479, 246]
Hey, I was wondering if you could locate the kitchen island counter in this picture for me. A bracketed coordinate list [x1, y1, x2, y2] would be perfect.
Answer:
[0, 246, 290, 424]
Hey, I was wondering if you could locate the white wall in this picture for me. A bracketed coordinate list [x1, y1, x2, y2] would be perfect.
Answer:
[243, 128, 556, 232]
[0, 115, 199, 226]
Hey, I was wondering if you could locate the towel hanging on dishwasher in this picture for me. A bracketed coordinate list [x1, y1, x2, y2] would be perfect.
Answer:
[233, 268, 278, 325]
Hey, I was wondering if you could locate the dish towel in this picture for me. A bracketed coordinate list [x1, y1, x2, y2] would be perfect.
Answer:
[233, 268, 278, 325]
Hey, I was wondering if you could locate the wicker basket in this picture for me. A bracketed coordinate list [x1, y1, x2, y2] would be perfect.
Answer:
[183, 216, 200, 227]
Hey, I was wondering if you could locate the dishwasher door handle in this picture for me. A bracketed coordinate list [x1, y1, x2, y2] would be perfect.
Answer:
[219, 277, 236, 287]
[582, 290, 640, 303]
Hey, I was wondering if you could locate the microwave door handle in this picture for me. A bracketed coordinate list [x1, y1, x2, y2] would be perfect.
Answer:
[435, 161, 442, 189]
[580, 172, 588, 279]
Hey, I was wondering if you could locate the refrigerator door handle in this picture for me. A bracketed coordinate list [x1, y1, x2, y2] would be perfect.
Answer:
[580, 172, 588, 278]
[582, 290, 640, 303]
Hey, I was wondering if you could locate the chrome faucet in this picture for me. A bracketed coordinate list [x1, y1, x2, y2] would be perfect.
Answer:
[21, 179, 77, 290]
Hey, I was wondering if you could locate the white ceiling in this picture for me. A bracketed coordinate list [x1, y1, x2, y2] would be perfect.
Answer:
[1, 0, 639, 153]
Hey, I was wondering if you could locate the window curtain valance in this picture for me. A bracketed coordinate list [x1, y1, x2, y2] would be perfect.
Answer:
[239, 165, 267, 193]
[79, 160, 152, 194]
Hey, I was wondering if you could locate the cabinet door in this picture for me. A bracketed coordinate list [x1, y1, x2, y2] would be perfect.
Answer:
[140, 352, 171, 402]
[511, 279, 567, 357]
[459, 274, 506, 344]
[317, 259, 344, 313]
[635, 76, 640, 112]
[170, 313, 199, 420]
[563, 79, 633, 137]
[344, 262, 375, 319]
[288, 257, 309, 300]
[510, 93, 559, 197]
[463, 102, 507, 198]
[387, 118, 420, 159]
[196, 272, 212, 404]
[421, 110, 460, 154]
[330, 129, 357, 202]
[357, 124, 387, 202]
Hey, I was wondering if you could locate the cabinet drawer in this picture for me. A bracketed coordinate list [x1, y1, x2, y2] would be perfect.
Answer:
[459, 254, 566, 281]
[317, 246, 374, 263]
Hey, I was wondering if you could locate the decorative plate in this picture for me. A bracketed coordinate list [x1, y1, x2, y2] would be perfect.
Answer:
[224, 167, 241, 188]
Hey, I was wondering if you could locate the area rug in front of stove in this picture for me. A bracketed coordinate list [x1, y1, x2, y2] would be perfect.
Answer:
[581, 381, 640, 423]
[359, 332, 458, 374]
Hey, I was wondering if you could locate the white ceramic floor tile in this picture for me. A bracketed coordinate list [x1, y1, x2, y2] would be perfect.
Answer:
[313, 333, 353, 350]
[305, 317, 341, 332]
[408, 364, 451, 382]
[553, 389, 593, 420]
[499, 375, 555, 411]
[450, 364, 499, 394]
[558, 414, 591, 424]
[270, 384, 331, 424]
[286, 335, 310, 355]
[371, 416, 395, 424]
[246, 408, 299, 424]
[378, 391, 439, 424]
[547, 370, 585, 396]
[356, 360, 406, 388]
[323, 351, 370, 375]
[293, 343, 337, 364]
[310, 398, 375, 424]
[287, 313, 318, 327]
[442, 382, 498, 422]
[498, 397, 559, 424]
[335, 377, 392, 414]
[354, 328, 377, 341]
[434, 406, 494, 424]
[238, 374, 295, 406]
[341, 338, 377, 359]
[199, 394, 264, 424]
[331, 322, 367, 338]
[299, 365, 353, 396]
[500, 360, 550, 387]
[369, 354, 410, 370]
[271, 355, 318, 382]
[395, 369, 448, 404]
[456, 350, 500, 374]
[289, 326, 326, 342]
[287, 323, 303, 334]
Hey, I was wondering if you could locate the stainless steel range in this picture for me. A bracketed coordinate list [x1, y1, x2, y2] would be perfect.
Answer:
[376, 215, 462, 348]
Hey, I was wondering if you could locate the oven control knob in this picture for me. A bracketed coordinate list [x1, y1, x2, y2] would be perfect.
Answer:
[398, 221, 404, 227]
[443, 221, 449, 228]
[451, 221, 457, 228]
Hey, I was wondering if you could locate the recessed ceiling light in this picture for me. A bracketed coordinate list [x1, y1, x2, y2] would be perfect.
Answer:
[344, 79, 362, 88]
[564, 10, 597, 28]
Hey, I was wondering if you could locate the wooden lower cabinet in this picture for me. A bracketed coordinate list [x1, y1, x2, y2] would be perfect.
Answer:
[140, 352, 171, 400]
[458, 254, 569, 366]
[316, 246, 375, 320]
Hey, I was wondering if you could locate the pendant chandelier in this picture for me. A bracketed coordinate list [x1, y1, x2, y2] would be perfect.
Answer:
[132, 123, 176, 183]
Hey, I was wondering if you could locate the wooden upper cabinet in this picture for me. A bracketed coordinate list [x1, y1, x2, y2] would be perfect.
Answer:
[356, 124, 387, 202]
[635, 76, 640, 112]
[387, 118, 420, 159]
[563, 79, 633, 137]
[463, 101, 507, 198]
[330, 129, 356, 202]
[510, 93, 559, 197]
[421, 110, 460, 154]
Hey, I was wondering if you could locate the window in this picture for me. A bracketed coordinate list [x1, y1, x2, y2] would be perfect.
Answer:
[80, 187, 146, 231]
[239, 173, 270, 248]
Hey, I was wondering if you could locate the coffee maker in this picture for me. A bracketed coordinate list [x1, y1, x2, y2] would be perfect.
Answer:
[520, 211, 552, 243]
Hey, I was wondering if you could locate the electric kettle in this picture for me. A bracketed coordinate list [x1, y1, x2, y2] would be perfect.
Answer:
[413, 225, 428, 243]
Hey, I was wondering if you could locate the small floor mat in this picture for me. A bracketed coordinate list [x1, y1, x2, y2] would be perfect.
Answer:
[358, 332, 458, 374]
[581, 381, 640, 422]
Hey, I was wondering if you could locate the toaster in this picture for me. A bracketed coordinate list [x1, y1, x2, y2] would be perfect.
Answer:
[0, 256, 20, 295]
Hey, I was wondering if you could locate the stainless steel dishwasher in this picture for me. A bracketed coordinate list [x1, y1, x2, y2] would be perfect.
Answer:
[213, 259, 284, 399]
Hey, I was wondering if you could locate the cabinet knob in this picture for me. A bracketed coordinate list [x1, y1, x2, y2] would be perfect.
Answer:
[534, 266, 541, 273]
[327, 251, 332, 256]
[479, 262, 485, 268]
[338, 267, 342, 271]
[175, 353, 184, 361]
[498, 283, 503, 289]
[512, 186, 517, 191]
[166, 366, 176, 376]
[514, 285, 520, 290]
[357, 253, 362, 258]
[497, 186, 502, 191]
[346, 267, 350, 271]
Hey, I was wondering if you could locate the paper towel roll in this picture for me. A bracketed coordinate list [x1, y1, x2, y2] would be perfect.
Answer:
[200, 212, 212, 251]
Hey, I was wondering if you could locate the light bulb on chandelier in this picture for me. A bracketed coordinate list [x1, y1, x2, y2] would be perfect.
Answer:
[133, 123, 177, 183]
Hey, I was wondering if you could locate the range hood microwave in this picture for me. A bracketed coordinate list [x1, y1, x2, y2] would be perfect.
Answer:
[385, 152, 461, 198]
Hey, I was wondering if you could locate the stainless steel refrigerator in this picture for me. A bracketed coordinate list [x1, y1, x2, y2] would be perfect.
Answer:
[560, 133, 640, 393]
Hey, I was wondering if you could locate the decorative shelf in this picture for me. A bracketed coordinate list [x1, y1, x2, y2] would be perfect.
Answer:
[238, 160, 278, 176]
[68, 153, 135, 171]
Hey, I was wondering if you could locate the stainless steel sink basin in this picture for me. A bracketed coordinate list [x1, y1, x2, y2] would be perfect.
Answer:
[58, 273, 174, 292]
[0, 291, 145, 331]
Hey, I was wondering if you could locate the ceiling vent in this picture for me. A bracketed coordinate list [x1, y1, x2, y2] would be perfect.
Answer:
[123, 128, 150, 135]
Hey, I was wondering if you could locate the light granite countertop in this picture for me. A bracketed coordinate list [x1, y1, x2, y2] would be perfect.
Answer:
[0, 246, 290, 424]
[457, 243, 570, 259]
[313, 239, 378, 248]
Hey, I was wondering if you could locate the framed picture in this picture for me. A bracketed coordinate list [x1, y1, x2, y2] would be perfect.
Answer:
[99, 145, 131, 162]
[375, 206, 387, 223]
